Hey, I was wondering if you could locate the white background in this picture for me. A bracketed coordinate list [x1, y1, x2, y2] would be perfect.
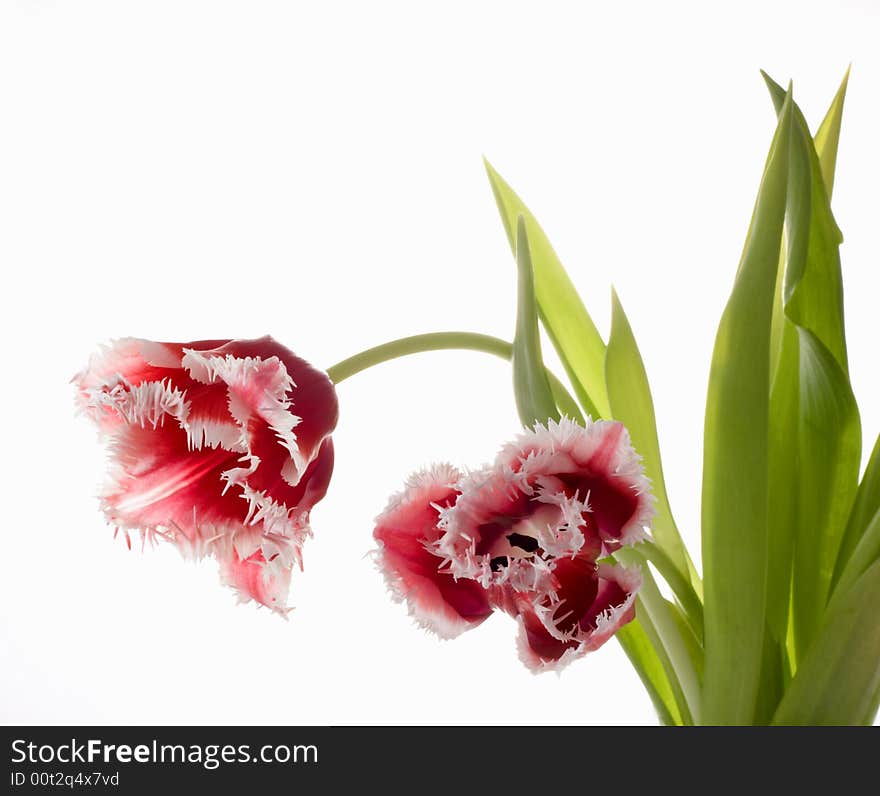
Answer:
[1, 1, 878, 725]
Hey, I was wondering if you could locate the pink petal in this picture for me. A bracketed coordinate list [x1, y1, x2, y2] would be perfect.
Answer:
[513, 561, 641, 673]
[102, 419, 249, 552]
[373, 465, 493, 639]
[73, 338, 187, 433]
[202, 336, 338, 485]
[497, 416, 654, 548]
[218, 549, 293, 615]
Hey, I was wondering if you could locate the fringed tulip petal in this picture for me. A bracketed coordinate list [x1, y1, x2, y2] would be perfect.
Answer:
[497, 416, 654, 548]
[373, 465, 493, 639]
[514, 561, 641, 672]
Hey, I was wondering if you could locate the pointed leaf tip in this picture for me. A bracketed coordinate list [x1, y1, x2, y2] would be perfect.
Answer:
[512, 215, 559, 428]
[483, 160, 610, 419]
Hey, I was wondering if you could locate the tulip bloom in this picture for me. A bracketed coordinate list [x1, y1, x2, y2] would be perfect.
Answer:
[374, 418, 652, 671]
[75, 336, 338, 614]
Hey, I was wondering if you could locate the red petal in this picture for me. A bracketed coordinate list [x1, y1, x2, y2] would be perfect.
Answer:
[102, 420, 246, 546]
[374, 467, 493, 639]
[517, 606, 579, 665]
[215, 336, 338, 470]
[498, 418, 654, 548]
[513, 560, 640, 672]
[547, 555, 600, 634]
[218, 549, 293, 615]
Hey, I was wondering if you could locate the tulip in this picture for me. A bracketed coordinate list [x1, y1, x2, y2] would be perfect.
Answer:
[75, 336, 338, 614]
[374, 418, 652, 670]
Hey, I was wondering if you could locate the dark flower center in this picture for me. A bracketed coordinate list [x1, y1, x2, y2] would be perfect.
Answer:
[478, 502, 556, 572]
[489, 531, 542, 570]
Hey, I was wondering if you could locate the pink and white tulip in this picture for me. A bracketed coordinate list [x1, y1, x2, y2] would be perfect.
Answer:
[374, 417, 652, 671]
[75, 336, 338, 614]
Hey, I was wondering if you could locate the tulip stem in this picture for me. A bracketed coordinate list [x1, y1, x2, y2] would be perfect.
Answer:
[326, 331, 584, 423]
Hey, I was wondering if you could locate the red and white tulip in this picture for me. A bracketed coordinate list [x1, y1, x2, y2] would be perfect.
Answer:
[373, 417, 652, 671]
[75, 336, 338, 614]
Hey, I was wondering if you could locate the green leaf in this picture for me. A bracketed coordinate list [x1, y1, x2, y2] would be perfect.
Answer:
[834, 506, 880, 600]
[666, 598, 704, 684]
[484, 158, 610, 419]
[766, 320, 799, 639]
[761, 72, 862, 658]
[754, 626, 785, 725]
[814, 66, 850, 197]
[616, 621, 682, 727]
[765, 69, 847, 383]
[761, 72, 848, 369]
[606, 289, 700, 592]
[548, 379, 586, 425]
[617, 548, 701, 724]
[633, 541, 703, 641]
[834, 434, 880, 591]
[790, 329, 861, 653]
[773, 557, 880, 726]
[765, 70, 849, 645]
[512, 216, 561, 427]
[701, 91, 792, 725]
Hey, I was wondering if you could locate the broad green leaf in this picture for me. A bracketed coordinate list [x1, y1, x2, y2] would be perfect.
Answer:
[616, 620, 682, 727]
[833, 434, 880, 590]
[701, 92, 792, 725]
[773, 557, 880, 726]
[766, 68, 848, 380]
[761, 73, 848, 369]
[605, 290, 700, 592]
[790, 329, 860, 653]
[762, 75, 826, 662]
[484, 159, 609, 419]
[814, 66, 850, 197]
[762, 73, 861, 658]
[512, 216, 560, 427]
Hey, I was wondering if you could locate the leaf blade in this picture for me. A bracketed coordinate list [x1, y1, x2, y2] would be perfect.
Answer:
[617, 549, 702, 724]
[834, 506, 880, 600]
[616, 621, 682, 727]
[605, 290, 699, 590]
[773, 557, 880, 726]
[512, 216, 561, 427]
[761, 72, 862, 658]
[790, 329, 861, 653]
[701, 92, 792, 725]
[814, 66, 850, 197]
[833, 434, 880, 591]
[484, 158, 610, 419]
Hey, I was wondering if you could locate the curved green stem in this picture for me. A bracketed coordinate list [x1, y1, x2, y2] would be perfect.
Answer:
[326, 331, 583, 423]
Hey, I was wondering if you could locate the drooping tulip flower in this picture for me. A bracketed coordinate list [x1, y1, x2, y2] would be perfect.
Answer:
[374, 417, 652, 671]
[75, 336, 338, 614]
